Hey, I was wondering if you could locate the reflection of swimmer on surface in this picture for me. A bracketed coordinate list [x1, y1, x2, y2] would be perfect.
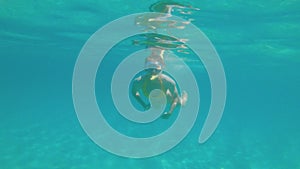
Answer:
[131, 48, 188, 119]
[134, 0, 198, 54]
[133, 33, 188, 50]
[149, 0, 199, 15]
[135, 1, 198, 31]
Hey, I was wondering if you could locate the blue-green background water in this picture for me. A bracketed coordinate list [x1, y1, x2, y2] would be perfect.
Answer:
[1, 0, 299, 168]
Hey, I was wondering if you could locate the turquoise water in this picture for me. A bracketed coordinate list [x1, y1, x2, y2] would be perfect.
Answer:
[1, 0, 300, 168]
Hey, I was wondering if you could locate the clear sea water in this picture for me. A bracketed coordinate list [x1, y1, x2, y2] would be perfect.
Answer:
[1, 0, 299, 168]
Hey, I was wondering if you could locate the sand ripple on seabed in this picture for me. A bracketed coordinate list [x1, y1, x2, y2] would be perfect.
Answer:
[0, 125, 98, 168]
[1, 124, 298, 169]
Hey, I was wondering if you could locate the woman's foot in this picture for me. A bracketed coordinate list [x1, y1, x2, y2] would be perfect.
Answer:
[180, 90, 188, 106]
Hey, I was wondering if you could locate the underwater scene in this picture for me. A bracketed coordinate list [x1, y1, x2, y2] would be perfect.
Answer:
[0, 0, 299, 168]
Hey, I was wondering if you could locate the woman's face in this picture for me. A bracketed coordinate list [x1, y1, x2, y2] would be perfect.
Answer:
[146, 68, 162, 75]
